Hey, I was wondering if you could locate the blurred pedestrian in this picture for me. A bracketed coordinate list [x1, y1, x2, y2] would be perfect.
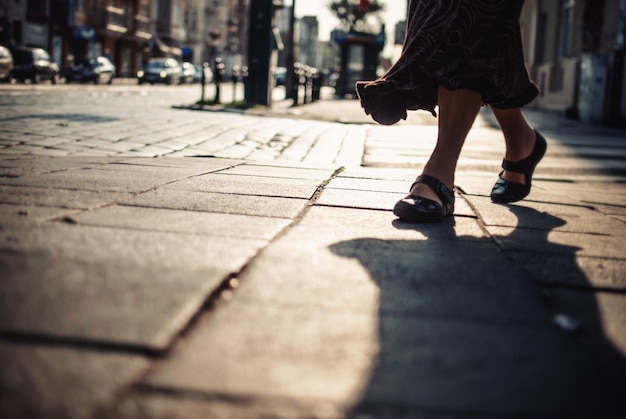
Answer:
[356, 0, 546, 222]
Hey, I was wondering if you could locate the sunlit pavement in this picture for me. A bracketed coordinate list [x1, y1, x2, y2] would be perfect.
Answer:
[1, 82, 626, 418]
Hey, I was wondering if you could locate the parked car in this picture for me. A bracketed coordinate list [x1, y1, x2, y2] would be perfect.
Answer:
[180, 62, 196, 84]
[11, 47, 59, 84]
[137, 58, 182, 85]
[66, 56, 116, 84]
[0, 46, 13, 82]
[192, 64, 213, 83]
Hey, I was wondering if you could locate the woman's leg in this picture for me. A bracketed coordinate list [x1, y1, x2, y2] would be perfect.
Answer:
[411, 86, 483, 203]
[488, 106, 536, 184]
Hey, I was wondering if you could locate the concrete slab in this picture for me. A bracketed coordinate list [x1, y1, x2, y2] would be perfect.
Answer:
[465, 196, 626, 235]
[0, 168, 195, 193]
[317, 188, 477, 218]
[347, 315, 626, 418]
[0, 342, 149, 419]
[122, 189, 309, 218]
[0, 203, 78, 225]
[229, 207, 547, 328]
[114, 157, 240, 170]
[509, 252, 626, 290]
[216, 163, 337, 181]
[143, 302, 377, 406]
[141, 298, 626, 418]
[0, 223, 266, 350]
[488, 226, 626, 259]
[0, 185, 131, 209]
[325, 177, 411, 193]
[163, 172, 322, 199]
[0, 253, 248, 351]
[71, 205, 291, 241]
[113, 393, 344, 419]
[0, 156, 120, 176]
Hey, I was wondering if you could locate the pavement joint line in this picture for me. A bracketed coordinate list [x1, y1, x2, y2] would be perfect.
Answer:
[113, 166, 349, 366]
[0, 330, 166, 358]
[128, 382, 348, 415]
[529, 279, 626, 294]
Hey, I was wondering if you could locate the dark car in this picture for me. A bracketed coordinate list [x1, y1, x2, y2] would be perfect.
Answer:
[137, 58, 182, 85]
[0, 46, 13, 82]
[12, 47, 59, 84]
[66, 56, 116, 84]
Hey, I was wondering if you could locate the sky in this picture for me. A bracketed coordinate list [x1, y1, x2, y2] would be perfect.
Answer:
[294, 0, 408, 55]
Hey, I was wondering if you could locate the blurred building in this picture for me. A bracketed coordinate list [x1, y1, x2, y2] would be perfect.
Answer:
[522, 0, 626, 124]
[298, 15, 319, 68]
[0, 0, 248, 77]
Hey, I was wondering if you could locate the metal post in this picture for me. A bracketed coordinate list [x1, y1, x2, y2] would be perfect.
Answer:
[286, 0, 297, 103]
[200, 62, 208, 108]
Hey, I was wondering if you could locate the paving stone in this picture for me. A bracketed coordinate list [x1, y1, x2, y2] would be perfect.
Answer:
[317, 187, 477, 218]
[488, 226, 626, 259]
[0, 221, 265, 349]
[316, 188, 406, 211]
[0, 167, 198, 193]
[465, 195, 626, 235]
[216, 163, 337, 181]
[348, 315, 626, 417]
[325, 177, 411, 193]
[143, 302, 378, 405]
[0, 342, 149, 419]
[0, 184, 131, 209]
[71, 205, 290, 241]
[509, 252, 626, 290]
[142, 299, 626, 418]
[0, 155, 119, 175]
[231, 206, 547, 328]
[163, 172, 322, 199]
[0, 203, 78, 225]
[113, 392, 345, 419]
[546, 290, 626, 354]
[122, 189, 309, 218]
[114, 157, 240, 170]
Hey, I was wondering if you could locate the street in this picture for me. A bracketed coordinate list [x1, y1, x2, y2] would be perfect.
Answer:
[1, 82, 626, 418]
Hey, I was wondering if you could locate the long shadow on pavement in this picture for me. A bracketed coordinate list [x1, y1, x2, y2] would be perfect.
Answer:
[330, 207, 626, 418]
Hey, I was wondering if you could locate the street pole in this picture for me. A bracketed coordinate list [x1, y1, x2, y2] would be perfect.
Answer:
[286, 0, 297, 103]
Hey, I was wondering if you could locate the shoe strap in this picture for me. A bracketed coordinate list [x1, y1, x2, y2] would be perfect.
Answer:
[411, 174, 455, 206]
[501, 131, 546, 175]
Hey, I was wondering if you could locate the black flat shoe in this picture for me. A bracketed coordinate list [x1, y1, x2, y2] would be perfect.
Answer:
[393, 174, 455, 222]
[491, 131, 547, 203]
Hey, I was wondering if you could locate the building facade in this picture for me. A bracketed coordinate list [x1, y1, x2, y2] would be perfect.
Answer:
[522, 0, 626, 124]
[0, 0, 248, 77]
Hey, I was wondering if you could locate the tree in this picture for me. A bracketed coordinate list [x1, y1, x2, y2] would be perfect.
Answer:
[329, 0, 385, 34]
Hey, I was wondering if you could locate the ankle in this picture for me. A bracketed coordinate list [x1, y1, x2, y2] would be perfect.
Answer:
[505, 129, 536, 162]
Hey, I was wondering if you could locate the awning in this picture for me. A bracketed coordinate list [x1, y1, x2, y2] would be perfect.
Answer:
[152, 35, 182, 58]
[74, 26, 96, 41]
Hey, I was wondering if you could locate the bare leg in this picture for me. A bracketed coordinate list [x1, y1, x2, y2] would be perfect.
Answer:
[489, 106, 536, 184]
[411, 86, 482, 203]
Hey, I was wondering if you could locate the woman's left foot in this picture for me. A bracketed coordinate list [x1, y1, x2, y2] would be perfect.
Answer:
[393, 175, 455, 222]
[491, 131, 547, 203]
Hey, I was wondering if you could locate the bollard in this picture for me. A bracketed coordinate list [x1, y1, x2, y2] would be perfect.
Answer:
[200, 61, 209, 108]
[312, 69, 321, 102]
[213, 57, 225, 105]
[231, 65, 240, 103]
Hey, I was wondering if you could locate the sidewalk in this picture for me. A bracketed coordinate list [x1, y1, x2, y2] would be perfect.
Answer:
[1, 95, 626, 418]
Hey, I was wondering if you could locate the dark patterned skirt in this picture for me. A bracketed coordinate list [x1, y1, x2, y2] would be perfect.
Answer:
[356, 0, 540, 125]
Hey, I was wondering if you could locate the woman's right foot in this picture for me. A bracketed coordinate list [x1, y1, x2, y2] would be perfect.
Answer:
[491, 131, 547, 203]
